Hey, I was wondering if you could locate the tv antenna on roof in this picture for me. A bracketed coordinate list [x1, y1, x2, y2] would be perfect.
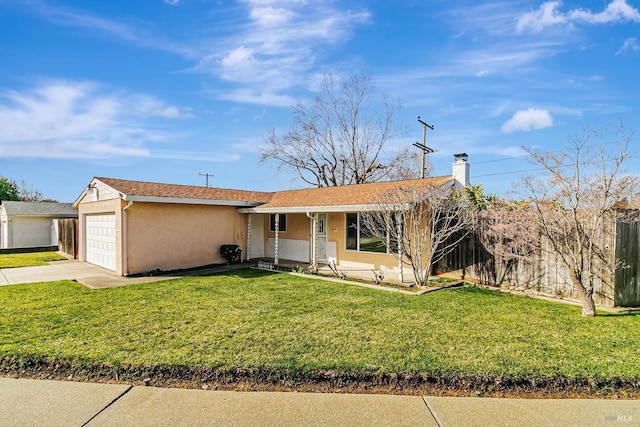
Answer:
[413, 116, 437, 179]
[199, 172, 214, 188]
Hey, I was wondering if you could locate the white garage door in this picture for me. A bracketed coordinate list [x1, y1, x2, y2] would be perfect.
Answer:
[85, 213, 116, 271]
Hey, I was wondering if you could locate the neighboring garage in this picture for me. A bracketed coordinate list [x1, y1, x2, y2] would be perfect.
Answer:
[85, 213, 116, 271]
[0, 201, 78, 249]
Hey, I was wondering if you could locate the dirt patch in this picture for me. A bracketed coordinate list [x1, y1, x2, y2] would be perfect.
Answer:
[2, 358, 638, 399]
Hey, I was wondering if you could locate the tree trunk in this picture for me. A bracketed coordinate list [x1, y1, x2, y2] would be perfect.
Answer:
[580, 290, 596, 316]
[568, 268, 596, 316]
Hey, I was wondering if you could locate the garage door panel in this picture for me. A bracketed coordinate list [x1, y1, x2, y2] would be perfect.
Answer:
[85, 214, 116, 271]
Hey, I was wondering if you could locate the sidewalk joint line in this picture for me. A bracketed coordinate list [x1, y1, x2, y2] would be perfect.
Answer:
[422, 396, 442, 427]
[81, 385, 133, 426]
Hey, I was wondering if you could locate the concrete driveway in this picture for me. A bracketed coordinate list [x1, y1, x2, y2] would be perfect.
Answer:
[0, 260, 180, 289]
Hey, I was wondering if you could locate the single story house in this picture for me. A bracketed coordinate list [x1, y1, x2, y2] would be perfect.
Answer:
[0, 201, 78, 249]
[73, 155, 469, 278]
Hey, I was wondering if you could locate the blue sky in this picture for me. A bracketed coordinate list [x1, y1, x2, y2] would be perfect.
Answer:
[1, 0, 639, 202]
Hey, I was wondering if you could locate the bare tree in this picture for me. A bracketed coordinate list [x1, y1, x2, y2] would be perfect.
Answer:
[476, 200, 538, 263]
[360, 183, 471, 288]
[515, 122, 639, 316]
[18, 180, 43, 202]
[260, 72, 418, 187]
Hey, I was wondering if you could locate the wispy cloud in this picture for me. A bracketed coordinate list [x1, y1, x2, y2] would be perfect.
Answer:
[196, 0, 371, 105]
[517, 0, 640, 33]
[501, 108, 554, 133]
[617, 37, 640, 54]
[0, 80, 197, 160]
[18, 0, 195, 57]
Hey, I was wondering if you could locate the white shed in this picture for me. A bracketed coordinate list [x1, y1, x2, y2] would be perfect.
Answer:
[0, 201, 77, 249]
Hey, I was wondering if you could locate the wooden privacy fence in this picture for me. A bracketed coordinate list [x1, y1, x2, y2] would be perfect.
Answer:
[437, 218, 640, 307]
[57, 218, 78, 259]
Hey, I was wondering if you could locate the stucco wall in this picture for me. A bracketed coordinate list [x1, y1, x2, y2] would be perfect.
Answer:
[263, 213, 311, 259]
[125, 202, 247, 275]
[328, 212, 398, 274]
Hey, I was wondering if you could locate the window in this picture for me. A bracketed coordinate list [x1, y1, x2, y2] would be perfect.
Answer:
[345, 212, 388, 253]
[346, 213, 358, 250]
[269, 214, 287, 232]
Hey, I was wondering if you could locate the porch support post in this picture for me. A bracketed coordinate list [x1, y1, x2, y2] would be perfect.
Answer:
[307, 212, 318, 271]
[274, 213, 280, 265]
[246, 214, 252, 262]
[397, 211, 404, 283]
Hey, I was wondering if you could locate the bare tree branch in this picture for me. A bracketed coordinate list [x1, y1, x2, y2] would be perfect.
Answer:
[360, 183, 472, 287]
[260, 72, 418, 187]
[512, 122, 639, 316]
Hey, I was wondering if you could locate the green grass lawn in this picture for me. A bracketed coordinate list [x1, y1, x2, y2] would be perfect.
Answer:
[1, 269, 638, 393]
[0, 251, 67, 268]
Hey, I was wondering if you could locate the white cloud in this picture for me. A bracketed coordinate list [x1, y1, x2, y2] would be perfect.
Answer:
[201, 1, 371, 105]
[501, 108, 554, 133]
[23, 1, 195, 57]
[517, 0, 640, 33]
[0, 80, 195, 159]
[164, 0, 181, 5]
[569, 0, 640, 24]
[516, 1, 567, 33]
[617, 37, 640, 54]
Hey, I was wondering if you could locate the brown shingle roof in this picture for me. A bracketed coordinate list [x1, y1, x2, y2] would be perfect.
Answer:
[96, 177, 274, 204]
[254, 176, 453, 210]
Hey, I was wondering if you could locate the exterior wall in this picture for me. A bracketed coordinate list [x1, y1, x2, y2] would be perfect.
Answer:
[0, 217, 53, 248]
[125, 202, 248, 275]
[77, 198, 124, 274]
[328, 212, 402, 278]
[263, 213, 311, 262]
[262, 211, 402, 279]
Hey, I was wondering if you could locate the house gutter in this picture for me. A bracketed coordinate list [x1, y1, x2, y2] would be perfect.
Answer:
[122, 201, 134, 276]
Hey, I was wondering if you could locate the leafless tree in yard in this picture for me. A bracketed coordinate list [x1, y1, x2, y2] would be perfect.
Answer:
[360, 183, 471, 288]
[18, 180, 43, 202]
[260, 72, 420, 187]
[476, 201, 538, 261]
[515, 122, 639, 316]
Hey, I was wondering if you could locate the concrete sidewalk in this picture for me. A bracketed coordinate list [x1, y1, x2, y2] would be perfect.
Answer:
[1, 378, 638, 427]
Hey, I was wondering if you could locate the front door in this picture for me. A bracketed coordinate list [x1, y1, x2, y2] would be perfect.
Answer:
[316, 214, 327, 262]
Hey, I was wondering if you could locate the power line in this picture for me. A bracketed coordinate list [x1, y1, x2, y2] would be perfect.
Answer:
[428, 135, 640, 178]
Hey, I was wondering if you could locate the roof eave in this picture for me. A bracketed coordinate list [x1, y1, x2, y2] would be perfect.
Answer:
[123, 194, 267, 207]
[238, 204, 410, 214]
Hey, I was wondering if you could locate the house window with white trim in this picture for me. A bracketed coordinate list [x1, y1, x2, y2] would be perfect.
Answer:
[269, 214, 287, 232]
[345, 212, 387, 253]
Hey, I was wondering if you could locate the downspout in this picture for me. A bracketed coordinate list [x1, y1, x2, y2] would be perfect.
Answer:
[306, 212, 317, 270]
[122, 201, 133, 276]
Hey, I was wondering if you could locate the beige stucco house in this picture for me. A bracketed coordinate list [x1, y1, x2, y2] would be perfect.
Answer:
[74, 155, 469, 278]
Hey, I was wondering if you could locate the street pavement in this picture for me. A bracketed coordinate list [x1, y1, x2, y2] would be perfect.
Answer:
[1, 378, 638, 426]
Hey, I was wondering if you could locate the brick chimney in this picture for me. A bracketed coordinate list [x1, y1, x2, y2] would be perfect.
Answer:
[452, 153, 469, 189]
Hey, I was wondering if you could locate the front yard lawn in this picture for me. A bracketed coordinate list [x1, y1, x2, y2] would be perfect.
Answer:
[0, 251, 67, 268]
[1, 269, 638, 396]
